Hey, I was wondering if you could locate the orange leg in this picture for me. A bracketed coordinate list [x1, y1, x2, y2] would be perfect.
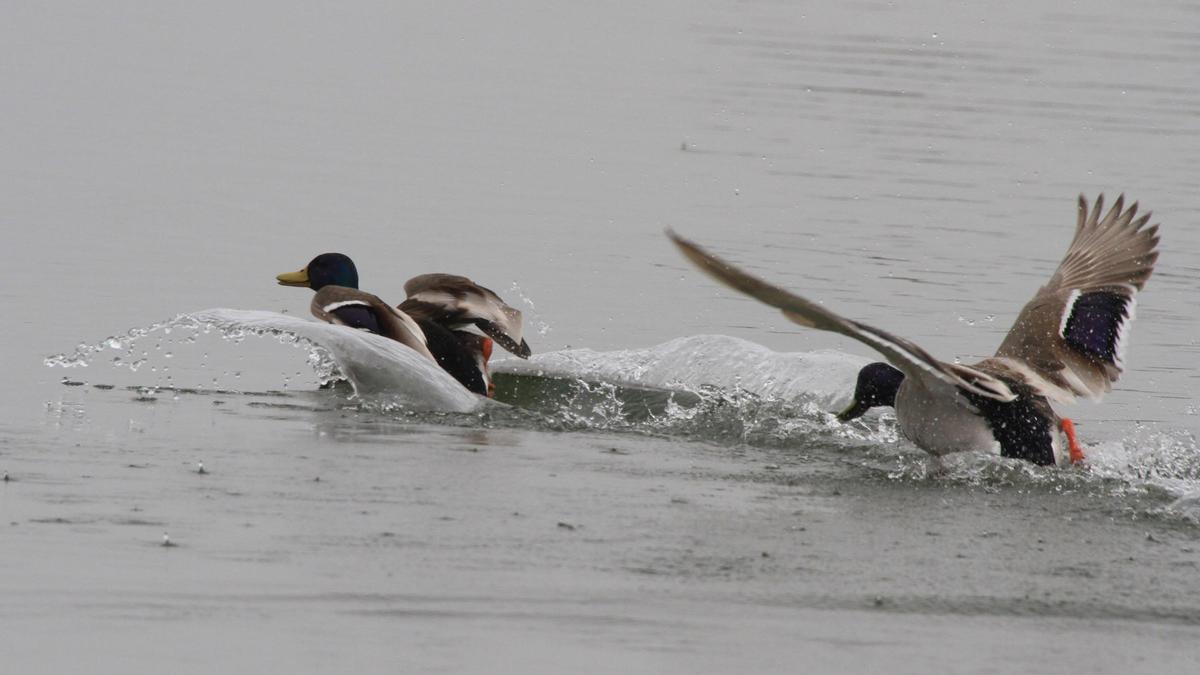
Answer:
[1059, 417, 1085, 465]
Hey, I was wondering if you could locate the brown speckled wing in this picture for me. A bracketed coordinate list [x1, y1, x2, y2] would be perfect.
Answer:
[401, 273, 530, 358]
[311, 286, 435, 362]
[995, 194, 1159, 401]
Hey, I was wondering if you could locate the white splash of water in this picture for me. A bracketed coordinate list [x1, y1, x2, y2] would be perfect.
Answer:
[507, 282, 551, 337]
[46, 309, 483, 413]
[493, 334, 869, 408]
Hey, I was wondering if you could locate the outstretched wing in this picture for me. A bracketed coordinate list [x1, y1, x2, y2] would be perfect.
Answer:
[668, 230, 1015, 402]
[994, 194, 1159, 401]
[400, 273, 531, 358]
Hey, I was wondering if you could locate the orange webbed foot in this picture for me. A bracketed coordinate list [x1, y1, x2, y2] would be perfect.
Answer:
[1060, 417, 1085, 465]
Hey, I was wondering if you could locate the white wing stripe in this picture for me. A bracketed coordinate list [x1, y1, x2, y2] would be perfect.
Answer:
[1113, 294, 1136, 371]
[1058, 289, 1081, 338]
[323, 300, 370, 312]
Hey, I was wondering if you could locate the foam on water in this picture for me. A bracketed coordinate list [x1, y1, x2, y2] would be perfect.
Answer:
[493, 334, 870, 408]
[1083, 427, 1200, 523]
[489, 334, 894, 450]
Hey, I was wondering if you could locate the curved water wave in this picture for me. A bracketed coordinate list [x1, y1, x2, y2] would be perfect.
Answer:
[46, 308, 482, 413]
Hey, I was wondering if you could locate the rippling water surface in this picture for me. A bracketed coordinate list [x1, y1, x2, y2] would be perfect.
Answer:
[4, 1, 1200, 672]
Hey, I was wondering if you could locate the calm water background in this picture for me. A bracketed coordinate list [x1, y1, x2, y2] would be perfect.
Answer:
[3, 1, 1199, 672]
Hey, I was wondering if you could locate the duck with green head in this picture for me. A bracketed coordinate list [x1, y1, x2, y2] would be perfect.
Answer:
[276, 253, 532, 397]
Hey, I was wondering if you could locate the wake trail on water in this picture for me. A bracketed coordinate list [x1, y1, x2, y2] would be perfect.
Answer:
[43, 308, 1200, 520]
[492, 334, 868, 409]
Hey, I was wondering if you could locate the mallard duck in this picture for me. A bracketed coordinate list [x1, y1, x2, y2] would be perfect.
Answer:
[669, 194, 1160, 466]
[276, 253, 531, 397]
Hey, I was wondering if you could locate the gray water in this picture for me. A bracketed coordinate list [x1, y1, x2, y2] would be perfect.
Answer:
[4, 1, 1200, 672]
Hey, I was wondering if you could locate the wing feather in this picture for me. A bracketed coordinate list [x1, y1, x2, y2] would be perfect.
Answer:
[995, 194, 1159, 400]
[400, 273, 531, 358]
[311, 286, 435, 361]
[668, 230, 1015, 401]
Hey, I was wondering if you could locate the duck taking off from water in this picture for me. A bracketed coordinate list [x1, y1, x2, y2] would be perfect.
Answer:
[276, 253, 530, 397]
[669, 194, 1160, 466]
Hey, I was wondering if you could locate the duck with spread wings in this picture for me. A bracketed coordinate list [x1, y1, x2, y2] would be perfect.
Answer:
[669, 194, 1159, 466]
